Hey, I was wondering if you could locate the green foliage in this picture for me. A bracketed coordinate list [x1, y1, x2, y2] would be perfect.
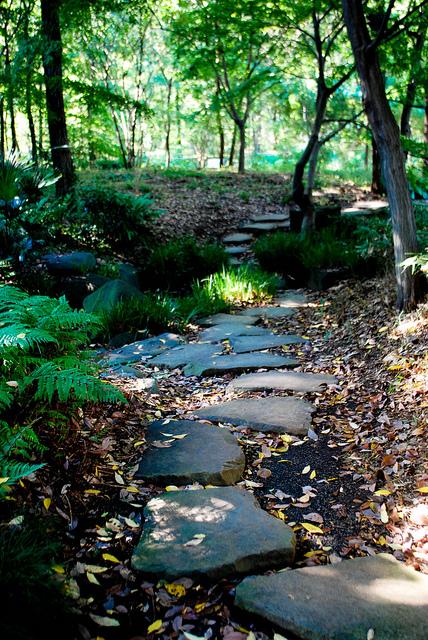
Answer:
[0, 285, 124, 492]
[100, 293, 182, 339]
[0, 519, 73, 640]
[141, 236, 229, 291]
[78, 184, 156, 248]
[254, 229, 358, 279]
[203, 266, 278, 304]
[178, 283, 230, 322]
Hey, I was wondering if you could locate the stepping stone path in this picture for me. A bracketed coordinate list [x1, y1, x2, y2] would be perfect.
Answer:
[123, 206, 425, 632]
[229, 333, 306, 353]
[136, 419, 245, 486]
[196, 397, 314, 435]
[131, 487, 296, 580]
[227, 370, 337, 393]
[235, 554, 428, 640]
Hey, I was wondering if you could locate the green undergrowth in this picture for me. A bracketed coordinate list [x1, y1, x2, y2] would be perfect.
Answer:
[0, 285, 124, 493]
[100, 265, 278, 337]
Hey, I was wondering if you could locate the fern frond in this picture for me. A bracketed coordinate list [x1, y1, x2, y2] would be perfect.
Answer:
[0, 324, 57, 350]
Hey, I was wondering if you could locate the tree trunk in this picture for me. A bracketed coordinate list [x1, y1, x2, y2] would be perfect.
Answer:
[0, 98, 5, 158]
[424, 92, 428, 172]
[228, 124, 237, 166]
[26, 75, 38, 162]
[40, 0, 75, 196]
[400, 24, 426, 159]
[5, 44, 18, 152]
[292, 86, 328, 232]
[306, 140, 321, 200]
[342, 0, 424, 311]
[165, 78, 172, 168]
[237, 121, 245, 173]
[371, 136, 384, 195]
[216, 110, 225, 167]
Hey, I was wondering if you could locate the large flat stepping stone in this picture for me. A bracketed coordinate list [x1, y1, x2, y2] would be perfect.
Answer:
[196, 397, 313, 434]
[274, 291, 307, 307]
[223, 233, 253, 244]
[230, 334, 306, 353]
[227, 371, 337, 393]
[149, 343, 223, 370]
[235, 554, 428, 640]
[135, 419, 245, 486]
[241, 306, 296, 319]
[131, 487, 295, 580]
[250, 213, 289, 223]
[194, 353, 298, 377]
[241, 222, 279, 234]
[199, 313, 259, 327]
[104, 333, 184, 364]
[199, 323, 270, 343]
[225, 245, 249, 255]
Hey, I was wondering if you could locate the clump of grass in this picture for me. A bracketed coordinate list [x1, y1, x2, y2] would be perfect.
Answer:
[204, 266, 278, 304]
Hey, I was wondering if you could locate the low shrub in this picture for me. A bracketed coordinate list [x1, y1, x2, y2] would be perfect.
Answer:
[141, 237, 229, 291]
[204, 266, 278, 304]
[78, 184, 156, 248]
[0, 285, 124, 492]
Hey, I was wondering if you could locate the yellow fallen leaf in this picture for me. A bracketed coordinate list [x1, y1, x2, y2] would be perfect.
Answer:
[417, 486, 428, 493]
[84, 565, 108, 574]
[102, 553, 120, 564]
[123, 517, 139, 528]
[165, 582, 186, 598]
[301, 522, 323, 534]
[43, 497, 51, 510]
[309, 470, 316, 479]
[114, 472, 125, 485]
[302, 465, 311, 474]
[126, 486, 139, 493]
[374, 489, 391, 496]
[165, 485, 179, 491]
[194, 602, 207, 613]
[0, 477, 10, 484]
[147, 619, 163, 634]
[380, 503, 389, 524]
[51, 564, 65, 574]
[133, 440, 145, 447]
[87, 572, 101, 585]
[85, 489, 101, 495]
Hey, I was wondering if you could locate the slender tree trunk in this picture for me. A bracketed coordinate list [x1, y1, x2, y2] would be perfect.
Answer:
[0, 98, 5, 158]
[175, 88, 182, 147]
[165, 78, 172, 168]
[216, 110, 225, 167]
[40, 0, 75, 196]
[292, 86, 328, 232]
[228, 124, 237, 166]
[38, 94, 44, 159]
[5, 44, 18, 151]
[364, 141, 369, 168]
[342, 0, 424, 310]
[26, 76, 38, 162]
[306, 140, 321, 200]
[424, 92, 428, 172]
[400, 24, 426, 160]
[237, 120, 246, 173]
[371, 136, 384, 195]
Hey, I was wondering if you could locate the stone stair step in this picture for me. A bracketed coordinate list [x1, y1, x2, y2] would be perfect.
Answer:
[223, 232, 254, 244]
[240, 222, 281, 234]
[227, 370, 337, 393]
[192, 352, 299, 377]
[199, 323, 271, 342]
[196, 396, 314, 435]
[240, 306, 296, 319]
[135, 419, 245, 486]
[131, 487, 295, 580]
[250, 213, 290, 223]
[235, 554, 428, 640]
[225, 245, 249, 255]
[229, 334, 306, 353]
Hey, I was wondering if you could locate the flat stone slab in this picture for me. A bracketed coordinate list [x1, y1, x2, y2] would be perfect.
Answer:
[199, 323, 270, 343]
[223, 233, 253, 244]
[104, 333, 183, 364]
[241, 306, 296, 319]
[250, 214, 289, 223]
[132, 487, 295, 580]
[235, 554, 428, 640]
[274, 291, 307, 307]
[194, 353, 299, 377]
[196, 397, 313, 434]
[149, 343, 223, 370]
[241, 222, 279, 234]
[225, 245, 249, 255]
[136, 420, 245, 486]
[199, 313, 259, 327]
[230, 334, 306, 353]
[227, 371, 337, 393]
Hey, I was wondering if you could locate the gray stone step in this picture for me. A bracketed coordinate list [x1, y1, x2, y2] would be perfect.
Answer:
[194, 352, 299, 377]
[235, 554, 428, 640]
[196, 396, 313, 434]
[135, 419, 245, 486]
[227, 371, 337, 394]
[149, 343, 223, 370]
[250, 214, 289, 223]
[199, 313, 259, 327]
[131, 487, 295, 580]
[223, 232, 254, 244]
[104, 333, 184, 365]
[199, 323, 271, 343]
[229, 257, 243, 266]
[229, 334, 306, 354]
[241, 306, 296, 319]
[240, 222, 280, 234]
[225, 245, 249, 255]
[274, 291, 307, 308]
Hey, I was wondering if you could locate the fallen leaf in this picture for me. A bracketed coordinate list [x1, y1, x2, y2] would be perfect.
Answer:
[417, 486, 428, 494]
[380, 503, 389, 524]
[89, 614, 120, 627]
[102, 553, 120, 563]
[165, 582, 186, 598]
[147, 619, 163, 634]
[301, 522, 324, 534]
[43, 498, 51, 510]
